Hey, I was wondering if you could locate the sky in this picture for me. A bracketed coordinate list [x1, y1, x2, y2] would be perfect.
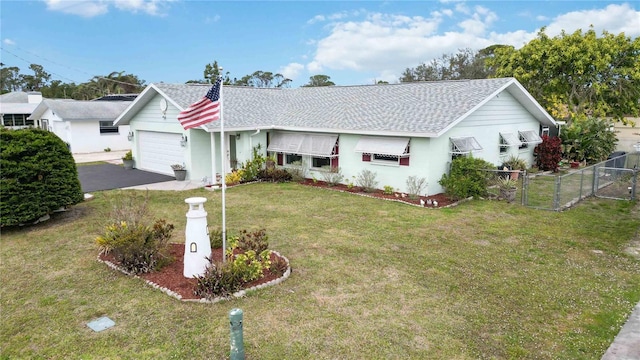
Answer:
[1, 0, 639, 88]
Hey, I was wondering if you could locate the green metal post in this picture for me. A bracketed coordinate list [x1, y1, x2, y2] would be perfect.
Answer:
[229, 308, 245, 360]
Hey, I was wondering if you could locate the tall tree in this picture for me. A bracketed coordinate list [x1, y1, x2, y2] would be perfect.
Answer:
[40, 80, 77, 99]
[21, 64, 51, 91]
[0, 66, 22, 93]
[231, 70, 291, 88]
[488, 27, 640, 123]
[400, 48, 495, 82]
[302, 74, 335, 87]
[203, 61, 231, 84]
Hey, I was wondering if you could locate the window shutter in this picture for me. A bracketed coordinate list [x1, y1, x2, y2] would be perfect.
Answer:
[399, 157, 410, 166]
[277, 153, 283, 166]
[362, 154, 371, 162]
[331, 156, 339, 169]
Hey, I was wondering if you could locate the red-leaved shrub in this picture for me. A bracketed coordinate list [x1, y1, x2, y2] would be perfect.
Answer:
[535, 135, 562, 172]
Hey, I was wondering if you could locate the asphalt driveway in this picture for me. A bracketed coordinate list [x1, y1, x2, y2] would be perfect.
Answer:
[77, 163, 175, 192]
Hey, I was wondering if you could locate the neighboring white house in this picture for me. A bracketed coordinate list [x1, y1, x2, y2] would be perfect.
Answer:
[114, 77, 557, 195]
[29, 99, 132, 153]
[0, 91, 42, 129]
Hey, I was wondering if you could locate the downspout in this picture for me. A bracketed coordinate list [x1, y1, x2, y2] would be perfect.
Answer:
[249, 129, 261, 159]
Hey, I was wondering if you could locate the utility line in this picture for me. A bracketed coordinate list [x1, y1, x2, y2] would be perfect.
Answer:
[1, 45, 144, 88]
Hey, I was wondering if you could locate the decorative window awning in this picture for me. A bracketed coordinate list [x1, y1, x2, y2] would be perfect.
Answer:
[268, 132, 338, 157]
[354, 136, 410, 156]
[450, 136, 482, 154]
[519, 130, 542, 144]
[499, 132, 522, 147]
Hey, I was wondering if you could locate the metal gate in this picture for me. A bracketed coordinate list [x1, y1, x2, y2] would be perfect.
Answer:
[595, 167, 637, 200]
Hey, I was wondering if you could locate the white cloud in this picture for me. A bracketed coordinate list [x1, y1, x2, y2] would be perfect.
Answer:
[544, 3, 640, 37]
[43, 0, 108, 17]
[279, 63, 305, 80]
[536, 15, 549, 22]
[457, 5, 497, 35]
[42, 0, 170, 18]
[303, 2, 639, 85]
[205, 14, 221, 24]
[307, 14, 325, 24]
[3, 39, 16, 45]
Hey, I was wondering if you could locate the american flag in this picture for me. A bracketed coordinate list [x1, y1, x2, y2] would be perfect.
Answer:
[178, 77, 222, 130]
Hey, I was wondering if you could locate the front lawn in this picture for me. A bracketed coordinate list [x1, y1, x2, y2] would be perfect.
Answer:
[1, 183, 639, 359]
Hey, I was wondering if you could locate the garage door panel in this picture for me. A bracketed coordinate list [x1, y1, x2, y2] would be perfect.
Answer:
[138, 131, 184, 175]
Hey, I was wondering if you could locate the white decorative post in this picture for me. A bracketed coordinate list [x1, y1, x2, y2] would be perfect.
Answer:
[183, 197, 211, 278]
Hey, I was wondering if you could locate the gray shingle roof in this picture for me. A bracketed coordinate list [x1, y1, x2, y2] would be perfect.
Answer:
[0, 91, 38, 103]
[29, 100, 131, 121]
[147, 78, 554, 136]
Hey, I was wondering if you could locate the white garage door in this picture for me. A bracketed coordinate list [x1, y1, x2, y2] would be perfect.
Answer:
[138, 131, 185, 175]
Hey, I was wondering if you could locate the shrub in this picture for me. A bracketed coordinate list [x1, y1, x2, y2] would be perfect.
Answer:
[96, 219, 174, 274]
[257, 168, 292, 183]
[438, 156, 495, 200]
[225, 170, 243, 185]
[356, 169, 378, 192]
[562, 117, 618, 164]
[209, 227, 223, 248]
[236, 228, 269, 253]
[103, 190, 150, 226]
[269, 255, 288, 277]
[236, 145, 267, 182]
[406, 176, 428, 199]
[383, 185, 394, 195]
[535, 135, 563, 172]
[286, 160, 307, 182]
[194, 259, 244, 298]
[231, 250, 271, 283]
[194, 249, 272, 299]
[0, 128, 83, 227]
[321, 167, 344, 186]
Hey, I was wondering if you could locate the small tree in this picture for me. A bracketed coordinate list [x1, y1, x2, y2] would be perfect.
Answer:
[1, 128, 83, 227]
[534, 135, 563, 172]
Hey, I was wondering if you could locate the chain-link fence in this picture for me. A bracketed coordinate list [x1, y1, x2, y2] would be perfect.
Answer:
[522, 152, 639, 211]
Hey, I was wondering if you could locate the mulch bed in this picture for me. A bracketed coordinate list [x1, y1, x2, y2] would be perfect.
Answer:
[298, 179, 455, 208]
[99, 244, 284, 300]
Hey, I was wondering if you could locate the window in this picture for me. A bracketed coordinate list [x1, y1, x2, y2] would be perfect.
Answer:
[355, 136, 410, 166]
[518, 130, 542, 149]
[373, 153, 399, 163]
[99, 121, 119, 134]
[2, 114, 12, 127]
[499, 132, 522, 153]
[2, 114, 31, 127]
[269, 132, 339, 169]
[285, 153, 302, 165]
[450, 136, 482, 154]
[312, 156, 330, 168]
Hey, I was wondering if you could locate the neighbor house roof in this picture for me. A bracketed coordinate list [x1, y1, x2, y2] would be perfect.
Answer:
[28, 99, 131, 121]
[115, 78, 556, 137]
[0, 91, 43, 115]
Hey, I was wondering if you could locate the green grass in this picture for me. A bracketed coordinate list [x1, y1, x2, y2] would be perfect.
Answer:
[2, 183, 639, 359]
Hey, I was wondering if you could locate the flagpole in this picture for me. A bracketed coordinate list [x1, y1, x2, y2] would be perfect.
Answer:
[219, 73, 227, 263]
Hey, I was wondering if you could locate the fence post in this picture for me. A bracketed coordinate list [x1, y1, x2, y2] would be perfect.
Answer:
[229, 308, 245, 360]
[632, 170, 638, 200]
[521, 170, 527, 206]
